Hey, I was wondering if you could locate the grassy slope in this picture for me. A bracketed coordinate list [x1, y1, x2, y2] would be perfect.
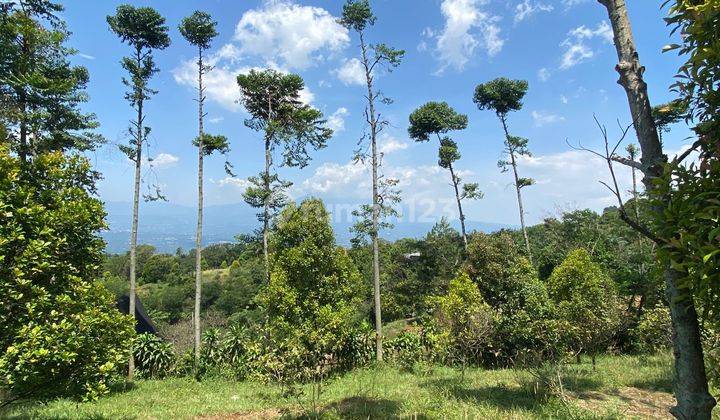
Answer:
[4, 354, 679, 419]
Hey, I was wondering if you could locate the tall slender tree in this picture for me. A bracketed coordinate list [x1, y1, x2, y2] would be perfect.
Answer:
[473, 78, 534, 261]
[340, 0, 404, 362]
[107, 5, 170, 379]
[237, 69, 332, 282]
[0, 0, 103, 165]
[408, 102, 482, 249]
[179, 10, 231, 377]
[625, 144, 640, 222]
[596, 0, 715, 417]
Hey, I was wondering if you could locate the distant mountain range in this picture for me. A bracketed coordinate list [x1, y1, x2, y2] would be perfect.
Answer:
[101, 201, 511, 254]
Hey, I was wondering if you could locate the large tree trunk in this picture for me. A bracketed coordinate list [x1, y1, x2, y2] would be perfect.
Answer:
[360, 31, 383, 362]
[598, 1, 715, 418]
[193, 48, 205, 377]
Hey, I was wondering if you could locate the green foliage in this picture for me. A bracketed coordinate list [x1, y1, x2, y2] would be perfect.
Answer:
[630, 306, 672, 354]
[339, 0, 376, 32]
[428, 273, 495, 366]
[133, 333, 175, 378]
[257, 199, 364, 378]
[237, 69, 331, 168]
[0, 148, 134, 401]
[473, 78, 529, 116]
[106, 5, 170, 52]
[547, 249, 621, 356]
[651, 99, 688, 136]
[178, 11, 217, 50]
[408, 102, 468, 142]
[437, 137, 460, 168]
[0, 1, 103, 159]
[660, 1, 720, 386]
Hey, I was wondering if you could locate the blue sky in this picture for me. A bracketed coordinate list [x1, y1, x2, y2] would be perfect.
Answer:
[63, 0, 692, 228]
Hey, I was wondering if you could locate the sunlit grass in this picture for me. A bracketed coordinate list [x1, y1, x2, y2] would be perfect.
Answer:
[3, 353, 676, 419]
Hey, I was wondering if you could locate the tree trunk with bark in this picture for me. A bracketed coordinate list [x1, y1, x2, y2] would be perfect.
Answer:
[448, 162, 468, 250]
[500, 117, 532, 261]
[360, 31, 383, 362]
[598, 0, 715, 418]
[193, 47, 205, 377]
[127, 46, 145, 381]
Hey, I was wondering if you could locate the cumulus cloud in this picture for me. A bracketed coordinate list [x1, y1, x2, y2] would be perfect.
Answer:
[215, 176, 251, 193]
[327, 107, 349, 133]
[429, 0, 504, 73]
[334, 58, 366, 86]
[379, 135, 410, 155]
[560, 21, 614, 69]
[514, 0, 553, 23]
[149, 153, 179, 169]
[173, 59, 244, 111]
[531, 110, 565, 126]
[233, 0, 349, 70]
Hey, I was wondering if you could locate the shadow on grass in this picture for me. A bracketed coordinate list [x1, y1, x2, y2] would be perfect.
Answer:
[303, 396, 428, 419]
[424, 378, 540, 411]
[630, 375, 674, 393]
[423, 370, 603, 412]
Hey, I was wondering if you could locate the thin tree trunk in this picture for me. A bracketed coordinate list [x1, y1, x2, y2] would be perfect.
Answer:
[448, 162, 467, 250]
[500, 117, 532, 261]
[630, 165, 640, 221]
[263, 133, 271, 284]
[128, 87, 142, 382]
[598, 1, 715, 418]
[193, 47, 205, 377]
[360, 31, 383, 362]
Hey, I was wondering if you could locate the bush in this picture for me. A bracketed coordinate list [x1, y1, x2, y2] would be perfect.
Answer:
[0, 150, 134, 402]
[631, 306, 672, 353]
[256, 199, 365, 381]
[133, 334, 175, 378]
[547, 249, 621, 361]
[386, 330, 425, 370]
[427, 273, 495, 367]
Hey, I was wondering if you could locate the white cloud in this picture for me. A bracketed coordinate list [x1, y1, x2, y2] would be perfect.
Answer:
[233, 0, 349, 70]
[514, 0, 553, 23]
[560, 21, 614, 69]
[299, 86, 315, 105]
[173, 59, 243, 111]
[560, 94, 569, 104]
[379, 135, 410, 154]
[531, 110, 566, 126]
[215, 176, 251, 193]
[432, 0, 504, 73]
[208, 116, 224, 124]
[149, 153, 179, 169]
[334, 58, 366, 86]
[78, 53, 95, 60]
[327, 107, 349, 133]
[562, 0, 589, 7]
[538, 67, 550, 82]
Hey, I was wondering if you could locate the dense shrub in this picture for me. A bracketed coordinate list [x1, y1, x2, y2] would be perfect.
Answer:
[133, 334, 175, 378]
[547, 249, 621, 360]
[256, 199, 365, 380]
[427, 273, 495, 366]
[0, 150, 134, 402]
[463, 234, 560, 365]
[631, 306, 672, 354]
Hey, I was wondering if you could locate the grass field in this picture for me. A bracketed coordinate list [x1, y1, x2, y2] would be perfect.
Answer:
[3, 354, 681, 419]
